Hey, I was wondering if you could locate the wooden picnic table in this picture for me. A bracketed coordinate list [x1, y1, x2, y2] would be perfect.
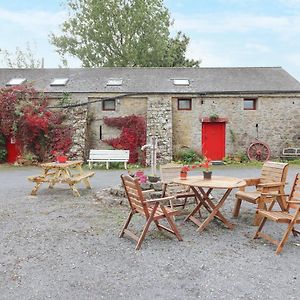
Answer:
[173, 175, 246, 232]
[28, 160, 95, 197]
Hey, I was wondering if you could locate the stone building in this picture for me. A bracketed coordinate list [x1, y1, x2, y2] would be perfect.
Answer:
[0, 67, 299, 162]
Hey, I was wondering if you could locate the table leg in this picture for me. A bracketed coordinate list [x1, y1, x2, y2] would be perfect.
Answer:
[184, 187, 213, 223]
[68, 183, 80, 197]
[31, 182, 42, 196]
[197, 188, 234, 232]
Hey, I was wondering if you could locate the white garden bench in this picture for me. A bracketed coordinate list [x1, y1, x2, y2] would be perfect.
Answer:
[87, 149, 130, 169]
[281, 147, 300, 160]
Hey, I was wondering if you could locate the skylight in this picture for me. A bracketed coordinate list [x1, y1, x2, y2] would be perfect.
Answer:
[173, 79, 190, 86]
[107, 79, 123, 86]
[50, 78, 69, 86]
[6, 78, 27, 86]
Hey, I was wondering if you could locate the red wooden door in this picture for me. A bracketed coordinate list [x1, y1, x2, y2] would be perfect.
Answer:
[6, 136, 21, 163]
[202, 122, 225, 160]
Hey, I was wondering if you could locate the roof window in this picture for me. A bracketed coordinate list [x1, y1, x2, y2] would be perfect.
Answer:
[173, 79, 190, 86]
[107, 79, 123, 86]
[50, 78, 69, 86]
[6, 78, 27, 86]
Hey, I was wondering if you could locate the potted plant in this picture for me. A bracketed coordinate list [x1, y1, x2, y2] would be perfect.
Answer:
[209, 113, 219, 122]
[180, 165, 190, 180]
[52, 150, 68, 163]
[201, 157, 212, 179]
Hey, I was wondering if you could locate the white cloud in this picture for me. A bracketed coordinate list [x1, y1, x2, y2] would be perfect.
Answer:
[245, 43, 271, 53]
[285, 53, 300, 67]
[172, 12, 300, 36]
[185, 39, 234, 67]
[0, 8, 67, 36]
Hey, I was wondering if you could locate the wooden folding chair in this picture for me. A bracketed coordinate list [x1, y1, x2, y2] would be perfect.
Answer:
[120, 174, 183, 250]
[160, 163, 196, 211]
[253, 173, 300, 254]
[233, 161, 289, 225]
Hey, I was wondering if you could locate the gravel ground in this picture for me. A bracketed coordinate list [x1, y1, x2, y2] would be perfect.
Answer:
[0, 164, 299, 300]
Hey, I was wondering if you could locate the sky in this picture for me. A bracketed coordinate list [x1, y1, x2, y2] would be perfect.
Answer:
[0, 0, 300, 81]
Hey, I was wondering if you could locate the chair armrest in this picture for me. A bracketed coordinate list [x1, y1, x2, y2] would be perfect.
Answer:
[261, 193, 289, 197]
[142, 189, 155, 195]
[286, 200, 300, 204]
[243, 178, 260, 186]
[257, 182, 285, 188]
[145, 196, 175, 204]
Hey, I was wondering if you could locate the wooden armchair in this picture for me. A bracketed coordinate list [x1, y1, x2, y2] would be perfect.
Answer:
[233, 161, 289, 225]
[160, 163, 196, 211]
[253, 173, 300, 254]
[120, 174, 183, 250]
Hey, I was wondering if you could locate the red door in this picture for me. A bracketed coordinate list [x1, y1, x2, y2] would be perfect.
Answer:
[6, 136, 21, 163]
[202, 122, 225, 160]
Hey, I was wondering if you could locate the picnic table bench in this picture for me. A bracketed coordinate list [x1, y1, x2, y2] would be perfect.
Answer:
[87, 149, 129, 169]
[28, 160, 95, 197]
[281, 147, 300, 160]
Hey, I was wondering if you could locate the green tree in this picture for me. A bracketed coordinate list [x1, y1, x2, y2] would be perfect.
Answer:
[0, 42, 42, 68]
[50, 0, 200, 67]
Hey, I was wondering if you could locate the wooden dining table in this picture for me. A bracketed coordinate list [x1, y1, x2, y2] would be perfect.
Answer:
[28, 160, 95, 197]
[173, 175, 246, 232]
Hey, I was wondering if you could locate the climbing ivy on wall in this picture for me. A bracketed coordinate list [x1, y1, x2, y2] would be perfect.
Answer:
[0, 85, 73, 161]
[103, 115, 146, 163]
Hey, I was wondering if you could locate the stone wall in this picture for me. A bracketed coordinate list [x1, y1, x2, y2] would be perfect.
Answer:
[173, 93, 300, 158]
[87, 95, 147, 151]
[50, 94, 89, 160]
[54, 91, 299, 163]
[146, 95, 173, 164]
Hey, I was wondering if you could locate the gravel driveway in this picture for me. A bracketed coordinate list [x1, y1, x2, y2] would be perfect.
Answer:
[0, 164, 299, 300]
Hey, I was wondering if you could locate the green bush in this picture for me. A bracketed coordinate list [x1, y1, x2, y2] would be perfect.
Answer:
[0, 134, 6, 162]
[174, 148, 203, 164]
[223, 151, 249, 164]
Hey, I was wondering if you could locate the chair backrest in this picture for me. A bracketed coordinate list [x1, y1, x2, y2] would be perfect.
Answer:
[160, 163, 183, 184]
[259, 161, 289, 188]
[287, 173, 300, 210]
[121, 174, 149, 217]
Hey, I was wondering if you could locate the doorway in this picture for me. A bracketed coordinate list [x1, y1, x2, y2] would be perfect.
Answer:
[202, 122, 225, 160]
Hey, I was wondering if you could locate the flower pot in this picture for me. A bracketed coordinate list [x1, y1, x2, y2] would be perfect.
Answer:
[148, 175, 160, 183]
[180, 171, 187, 180]
[203, 171, 212, 180]
[56, 155, 67, 163]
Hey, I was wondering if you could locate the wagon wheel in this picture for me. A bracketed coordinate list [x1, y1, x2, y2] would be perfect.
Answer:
[247, 141, 271, 162]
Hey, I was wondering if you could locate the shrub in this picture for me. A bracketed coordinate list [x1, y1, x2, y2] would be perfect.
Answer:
[103, 115, 146, 164]
[174, 148, 203, 164]
[0, 134, 7, 162]
[0, 85, 73, 162]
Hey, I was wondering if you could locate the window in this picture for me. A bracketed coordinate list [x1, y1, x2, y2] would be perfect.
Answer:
[99, 125, 102, 140]
[6, 78, 26, 86]
[178, 98, 192, 110]
[173, 79, 190, 86]
[107, 79, 123, 86]
[102, 99, 116, 111]
[50, 78, 69, 86]
[243, 98, 257, 110]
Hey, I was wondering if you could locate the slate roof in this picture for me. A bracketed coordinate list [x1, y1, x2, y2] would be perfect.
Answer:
[0, 67, 300, 94]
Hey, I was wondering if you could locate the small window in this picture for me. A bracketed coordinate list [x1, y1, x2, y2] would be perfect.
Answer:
[107, 79, 123, 86]
[50, 78, 69, 86]
[173, 79, 190, 86]
[102, 99, 116, 111]
[243, 98, 257, 110]
[178, 98, 192, 110]
[6, 78, 26, 86]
